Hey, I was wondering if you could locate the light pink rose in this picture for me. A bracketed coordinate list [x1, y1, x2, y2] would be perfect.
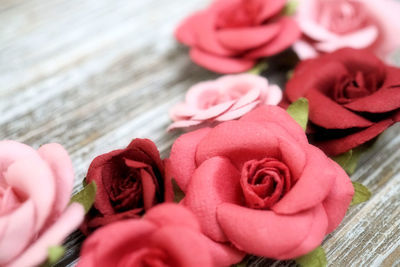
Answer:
[168, 74, 282, 131]
[0, 141, 84, 267]
[294, 0, 400, 63]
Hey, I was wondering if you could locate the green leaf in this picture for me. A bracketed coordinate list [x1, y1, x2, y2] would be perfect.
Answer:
[287, 98, 309, 131]
[247, 61, 268, 75]
[351, 182, 371, 206]
[295, 246, 327, 267]
[47, 246, 65, 264]
[70, 181, 97, 213]
[332, 144, 370, 175]
[172, 178, 185, 203]
[283, 0, 298, 16]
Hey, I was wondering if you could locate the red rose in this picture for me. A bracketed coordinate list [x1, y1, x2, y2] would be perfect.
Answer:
[284, 48, 400, 156]
[82, 139, 165, 233]
[77, 204, 244, 267]
[175, 0, 300, 74]
[167, 105, 354, 259]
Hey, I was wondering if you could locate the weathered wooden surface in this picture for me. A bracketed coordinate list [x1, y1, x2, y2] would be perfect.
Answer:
[0, 1, 399, 266]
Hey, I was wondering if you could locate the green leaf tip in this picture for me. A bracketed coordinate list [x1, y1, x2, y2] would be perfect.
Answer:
[351, 182, 371, 206]
[247, 61, 268, 75]
[287, 97, 309, 131]
[295, 246, 327, 267]
[70, 180, 97, 213]
[172, 178, 185, 203]
[47, 246, 65, 264]
[283, 0, 298, 16]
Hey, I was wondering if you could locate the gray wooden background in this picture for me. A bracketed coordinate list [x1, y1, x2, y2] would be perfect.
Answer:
[1, 0, 399, 266]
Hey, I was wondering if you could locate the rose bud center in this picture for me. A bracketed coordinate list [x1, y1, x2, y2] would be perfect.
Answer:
[318, 0, 367, 34]
[240, 158, 292, 210]
[333, 71, 381, 104]
[110, 164, 143, 212]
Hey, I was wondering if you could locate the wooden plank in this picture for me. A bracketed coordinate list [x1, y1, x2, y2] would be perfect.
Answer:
[1, 0, 399, 266]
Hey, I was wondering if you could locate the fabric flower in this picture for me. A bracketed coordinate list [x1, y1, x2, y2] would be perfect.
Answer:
[168, 74, 282, 131]
[284, 48, 400, 156]
[82, 139, 166, 233]
[0, 141, 84, 267]
[166, 105, 354, 259]
[293, 0, 400, 63]
[175, 0, 301, 73]
[77, 203, 244, 267]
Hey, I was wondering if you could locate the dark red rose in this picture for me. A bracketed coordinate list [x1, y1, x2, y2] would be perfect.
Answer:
[284, 48, 400, 156]
[82, 139, 165, 233]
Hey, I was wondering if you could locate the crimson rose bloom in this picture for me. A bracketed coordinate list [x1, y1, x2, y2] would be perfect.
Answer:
[82, 139, 165, 233]
[78, 204, 244, 267]
[175, 0, 300, 73]
[167, 105, 354, 259]
[284, 48, 400, 156]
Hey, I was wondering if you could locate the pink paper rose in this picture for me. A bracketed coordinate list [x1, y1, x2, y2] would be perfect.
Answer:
[167, 105, 354, 259]
[294, 0, 400, 62]
[0, 141, 84, 267]
[175, 0, 301, 73]
[168, 74, 282, 131]
[77, 203, 244, 267]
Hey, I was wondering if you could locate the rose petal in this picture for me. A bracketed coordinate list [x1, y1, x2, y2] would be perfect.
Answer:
[315, 117, 395, 156]
[86, 149, 124, 215]
[5, 158, 55, 232]
[278, 134, 307, 182]
[144, 203, 201, 231]
[193, 12, 236, 57]
[9, 203, 84, 267]
[305, 89, 373, 129]
[255, 0, 287, 23]
[245, 17, 301, 59]
[285, 59, 349, 102]
[200, 236, 245, 266]
[184, 157, 242, 242]
[195, 121, 279, 168]
[127, 139, 164, 174]
[38, 143, 74, 223]
[139, 169, 156, 211]
[323, 161, 354, 233]
[191, 100, 235, 121]
[0, 200, 35, 265]
[315, 26, 379, 52]
[0, 141, 38, 187]
[344, 87, 400, 113]
[185, 81, 220, 107]
[216, 203, 326, 259]
[190, 48, 256, 74]
[240, 105, 308, 145]
[272, 204, 328, 259]
[174, 11, 204, 46]
[265, 85, 283, 105]
[272, 146, 336, 214]
[78, 220, 157, 267]
[217, 23, 281, 51]
[168, 127, 212, 191]
[293, 40, 319, 60]
[216, 101, 260, 121]
[298, 19, 338, 41]
[167, 120, 203, 131]
[148, 226, 214, 267]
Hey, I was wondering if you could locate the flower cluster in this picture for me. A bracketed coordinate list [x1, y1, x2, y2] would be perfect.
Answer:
[2, 0, 399, 266]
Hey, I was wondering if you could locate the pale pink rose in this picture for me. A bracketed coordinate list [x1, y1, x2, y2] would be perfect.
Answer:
[168, 74, 282, 131]
[294, 0, 400, 63]
[0, 141, 84, 267]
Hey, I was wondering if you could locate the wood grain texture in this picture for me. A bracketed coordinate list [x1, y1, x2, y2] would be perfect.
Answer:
[1, 0, 399, 266]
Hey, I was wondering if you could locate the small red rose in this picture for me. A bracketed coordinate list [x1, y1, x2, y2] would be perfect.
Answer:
[167, 105, 354, 259]
[284, 48, 400, 156]
[175, 0, 300, 73]
[82, 139, 166, 233]
[77, 204, 244, 267]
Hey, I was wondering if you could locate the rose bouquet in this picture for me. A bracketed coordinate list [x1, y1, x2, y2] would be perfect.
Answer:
[3, 0, 399, 266]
